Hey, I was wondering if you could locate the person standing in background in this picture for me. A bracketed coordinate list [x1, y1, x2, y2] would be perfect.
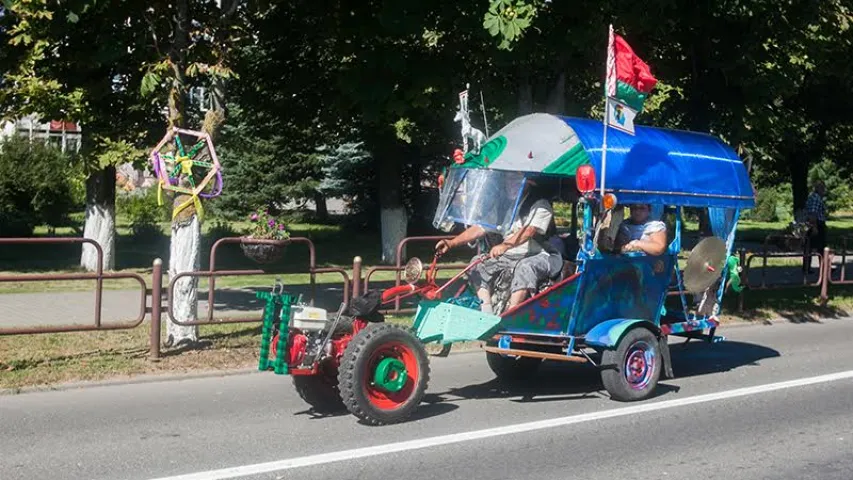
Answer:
[804, 180, 828, 274]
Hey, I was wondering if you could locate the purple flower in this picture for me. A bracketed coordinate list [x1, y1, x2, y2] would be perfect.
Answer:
[278, 224, 285, 231]
[267, 219, 275, 228]
[251, 213, 258, 221]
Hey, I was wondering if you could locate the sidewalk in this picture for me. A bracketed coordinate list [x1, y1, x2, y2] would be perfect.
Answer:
[0, 280, 411, 329]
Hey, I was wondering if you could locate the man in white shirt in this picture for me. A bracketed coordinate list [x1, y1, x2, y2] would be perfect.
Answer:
[435, 179, 561, 314]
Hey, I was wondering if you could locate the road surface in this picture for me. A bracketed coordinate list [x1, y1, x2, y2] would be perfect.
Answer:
[2, 319, 853, 480]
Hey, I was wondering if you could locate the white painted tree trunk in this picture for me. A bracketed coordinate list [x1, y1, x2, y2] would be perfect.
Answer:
[167, 215, 200, 345]
[81, 203, 116, 271]
[546, 72, 566, 114]
[380, 206, 407, 264]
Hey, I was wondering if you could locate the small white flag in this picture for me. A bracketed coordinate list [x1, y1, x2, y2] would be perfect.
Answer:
[606, 97, 637, 136]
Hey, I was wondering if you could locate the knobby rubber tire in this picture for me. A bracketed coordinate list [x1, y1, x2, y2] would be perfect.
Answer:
[337, 323, 430, 425]
[600, 327, 662, 402]
[292, 362, 345, 413]
[485, 348, 542, 383]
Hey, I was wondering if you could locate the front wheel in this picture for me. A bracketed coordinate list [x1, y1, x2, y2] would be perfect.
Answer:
[600, 327, 662, 402]
[337, 323, 430, 425]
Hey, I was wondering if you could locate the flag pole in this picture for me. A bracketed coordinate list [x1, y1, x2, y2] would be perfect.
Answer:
[601, 24, 615, 199]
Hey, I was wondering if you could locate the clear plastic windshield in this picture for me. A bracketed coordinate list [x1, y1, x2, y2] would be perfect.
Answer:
[432, 168, 525, 233]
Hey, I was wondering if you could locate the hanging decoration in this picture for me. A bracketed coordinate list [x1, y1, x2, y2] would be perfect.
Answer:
[453, 85, 487, 155]
[150, 127, 223, 222]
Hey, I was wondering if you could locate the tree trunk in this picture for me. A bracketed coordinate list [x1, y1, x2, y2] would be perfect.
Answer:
[80, 166, 116, 272]
[167, 214, 201, 346]
[165, 0, 198, 345]
[517, 70, 534, 115]
[313, 191, 329, 221]
[545, 72, 566, 114]
[374, 138, 407, 264]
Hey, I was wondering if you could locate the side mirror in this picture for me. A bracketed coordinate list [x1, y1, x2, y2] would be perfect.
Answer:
[403, 257, 424, 284]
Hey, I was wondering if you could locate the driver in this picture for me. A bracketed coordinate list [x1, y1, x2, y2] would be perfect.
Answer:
[614, 204, 668, 256]
[435, 178, 560, 314]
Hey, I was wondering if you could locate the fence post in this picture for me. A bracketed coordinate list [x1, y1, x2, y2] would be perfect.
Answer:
[352, 256, 362, 299]
[150, 258, 163, 361]
[819, 247, 830, 307]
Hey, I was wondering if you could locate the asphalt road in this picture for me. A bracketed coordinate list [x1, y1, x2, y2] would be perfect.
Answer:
[2, 319, 853, 480]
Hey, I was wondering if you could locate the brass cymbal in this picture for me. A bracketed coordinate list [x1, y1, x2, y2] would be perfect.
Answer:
[684, 236, 727, 294]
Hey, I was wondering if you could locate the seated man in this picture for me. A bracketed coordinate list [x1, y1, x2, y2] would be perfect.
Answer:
[613, 204, 668, 256]
[435, 179, 561, 314]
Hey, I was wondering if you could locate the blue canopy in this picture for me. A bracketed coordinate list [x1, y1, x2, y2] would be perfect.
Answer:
[561, 116, 755, 209]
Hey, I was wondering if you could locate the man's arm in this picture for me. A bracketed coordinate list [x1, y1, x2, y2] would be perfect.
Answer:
[489, 226, 538, 257]
[621, 230, 667, 256]
[490, 203, 552, 258]
[435, 225, 486, 254]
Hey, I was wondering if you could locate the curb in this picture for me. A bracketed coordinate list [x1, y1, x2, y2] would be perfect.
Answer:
[0, 366, 264, 396]
[0, 342, 487, 396]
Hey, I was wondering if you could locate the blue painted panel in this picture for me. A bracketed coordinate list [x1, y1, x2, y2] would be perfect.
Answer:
[569, 254, 674, 336]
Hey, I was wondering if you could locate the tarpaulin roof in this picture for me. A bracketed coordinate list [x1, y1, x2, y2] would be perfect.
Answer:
[456, 113, 755, 209]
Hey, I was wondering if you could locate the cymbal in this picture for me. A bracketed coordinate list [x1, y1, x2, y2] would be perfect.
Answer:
[684, 236, 727, 294]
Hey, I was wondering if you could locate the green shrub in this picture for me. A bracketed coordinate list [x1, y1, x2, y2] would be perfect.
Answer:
[116, 187, 169, 229]
[0, 136, 80, 236]
[749, 188, 779, 222]
[206, 218, 239, 242]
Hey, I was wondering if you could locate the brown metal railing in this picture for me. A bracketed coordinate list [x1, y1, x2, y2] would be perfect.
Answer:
[0, 238, 148, 335]
[165, 236, 350, 327]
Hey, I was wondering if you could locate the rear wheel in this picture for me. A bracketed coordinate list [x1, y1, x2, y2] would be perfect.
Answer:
[485, 347, 542, 383]
[338, 323, 430, 425]
[292, 362, 345, 413]
[600, 327, 661, 402]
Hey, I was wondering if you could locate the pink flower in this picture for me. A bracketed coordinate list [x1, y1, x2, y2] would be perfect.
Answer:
[251, 213, 258, 221]
[278, 224, 285, 231]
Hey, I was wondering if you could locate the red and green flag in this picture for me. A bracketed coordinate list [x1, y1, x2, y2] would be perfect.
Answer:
[605, 25, 657, 112]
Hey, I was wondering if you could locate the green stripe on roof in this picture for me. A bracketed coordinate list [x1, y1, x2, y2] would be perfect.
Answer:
[542, 142, 591, 175]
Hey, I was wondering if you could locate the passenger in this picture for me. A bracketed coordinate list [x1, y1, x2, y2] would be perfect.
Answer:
[435, 178, 561, 314]
[614, 204, 668, 256]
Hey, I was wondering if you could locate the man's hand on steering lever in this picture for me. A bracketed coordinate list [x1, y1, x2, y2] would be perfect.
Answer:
[489, 243, 511, 258]
[435, 225, 486, 255]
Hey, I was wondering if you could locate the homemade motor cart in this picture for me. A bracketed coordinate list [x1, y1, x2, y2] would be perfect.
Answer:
[256, 113, 755, 425]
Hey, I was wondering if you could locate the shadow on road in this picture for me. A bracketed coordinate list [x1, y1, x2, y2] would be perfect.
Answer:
[286, 339, 781, 425]
[668, 339, 781, 379]
[424, 339, 781, 409]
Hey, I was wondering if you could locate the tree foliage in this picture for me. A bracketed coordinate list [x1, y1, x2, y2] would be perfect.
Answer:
[0, 136, 80, 236]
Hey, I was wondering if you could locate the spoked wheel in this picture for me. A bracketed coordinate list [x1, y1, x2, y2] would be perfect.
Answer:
[601, 327, 662, 402]
[338, 323, 430, 425]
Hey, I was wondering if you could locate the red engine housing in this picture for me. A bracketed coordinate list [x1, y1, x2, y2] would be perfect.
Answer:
[278, 317, 369, 375]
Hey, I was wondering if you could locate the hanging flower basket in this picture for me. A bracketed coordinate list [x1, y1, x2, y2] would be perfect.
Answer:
[240, 237, 286, 264]
[240, 207, 290, 264]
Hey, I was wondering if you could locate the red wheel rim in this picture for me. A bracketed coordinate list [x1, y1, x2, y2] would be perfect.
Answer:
[364, 341, 419, 410]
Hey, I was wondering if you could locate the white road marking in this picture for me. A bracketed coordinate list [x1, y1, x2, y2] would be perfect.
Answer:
[146, 370, 853, 480]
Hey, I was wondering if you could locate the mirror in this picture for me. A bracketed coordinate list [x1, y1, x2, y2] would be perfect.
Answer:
[403, 257, 424, 284]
